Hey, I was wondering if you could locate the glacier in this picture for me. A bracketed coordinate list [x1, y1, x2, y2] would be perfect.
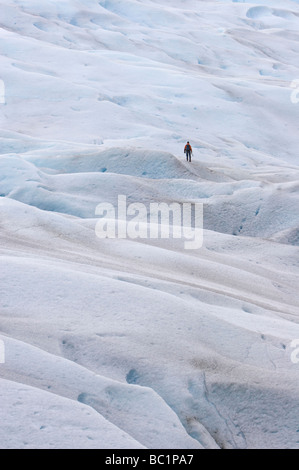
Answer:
[0, 0, 299, 449]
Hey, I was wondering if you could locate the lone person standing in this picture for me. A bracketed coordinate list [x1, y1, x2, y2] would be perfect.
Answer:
[184, 141, 192, 162]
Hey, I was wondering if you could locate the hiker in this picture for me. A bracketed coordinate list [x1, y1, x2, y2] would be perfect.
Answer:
[184, 141, 192, 162]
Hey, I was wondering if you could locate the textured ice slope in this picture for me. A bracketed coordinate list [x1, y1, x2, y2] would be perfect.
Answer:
[0, 0, 299, 449]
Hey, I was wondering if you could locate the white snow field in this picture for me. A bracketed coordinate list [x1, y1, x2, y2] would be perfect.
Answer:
[0, 0, 299, 449]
